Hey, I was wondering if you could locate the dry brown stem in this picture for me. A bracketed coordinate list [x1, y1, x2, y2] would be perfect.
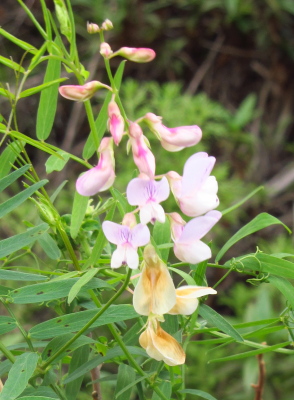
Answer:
[251, 352, 266, 400]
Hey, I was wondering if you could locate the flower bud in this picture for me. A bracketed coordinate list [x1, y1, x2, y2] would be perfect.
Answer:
[100, 42, 113, 58]
[114, 47, 156, 63]
[59, 81, 112, 102]
[107, 100, 124, 145]
[76, 137, 115, 196]
[87, 22, 100, 34]
[101, 19, 113, 30]
[128, 122, 155, 178]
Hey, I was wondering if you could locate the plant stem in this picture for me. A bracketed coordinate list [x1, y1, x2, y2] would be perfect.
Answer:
[0, 341, 16, 363]
[41, 268, 132, 370]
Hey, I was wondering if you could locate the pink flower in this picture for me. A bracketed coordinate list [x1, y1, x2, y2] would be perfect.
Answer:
[113, 47, 156, 63]
[102, 214, 150, 269]
[167, 152, 219, 217]
[126, 176, 170, 224]
[100, 42, 113, 58]
[139, 318, 185, 366]
[59, 81, 111, 101]
[144, 113, 202, 152]
[168, 285, 217, 315]
[133, 244, 176, 316]
[108, 100, 124, 145]
[76, 137, 115, 196]
[171, 210, 222, 264]
[128, 123, 155, 179]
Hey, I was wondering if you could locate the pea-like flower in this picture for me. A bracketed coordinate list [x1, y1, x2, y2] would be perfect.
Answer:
[59, 81, 111, 101]
[133, 245, 176, 316]
[144, 113, 202, 152]
[168, 285, 217, 315]
[102, 213, 150, 269]
[139, 318, 185, 366]
[170, 210, 222, 264]
[76, 137, 115, 196]
[127, 176, 170, 224]
[167, 152, 219, 217]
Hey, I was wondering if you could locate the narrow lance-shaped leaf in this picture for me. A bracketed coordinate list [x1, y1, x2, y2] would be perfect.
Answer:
[179, 389, 218, 400]
[70, 191, 89, 239]
[0, 223, 49, 259]
[0, 352, 39, 400]
[0, 164, 30, 192]
[67, 269, 99, 304]
[36, 51, 61, 140]
[115, 364, 136, 400]
[65, 345, 90, 400]
[37, 232, 61, 260]
[0, 55, 25, 73]
[0, 316, 17, 335]
[199, 304, 244, 342]
[0, 141, 26, 179]
[0, 28, 38, 54]
[20, 77, 67, 98]
[267, 275, 294, 309]
[45, 150, 70, 174]
[216, 213, 291, 262]
[0, 179, 48, 219]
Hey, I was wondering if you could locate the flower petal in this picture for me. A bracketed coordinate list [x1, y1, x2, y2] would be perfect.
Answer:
[174, 240, 212, 264]
[168, 285, 217, 315]
[102, 221, 130, 245]
[125, 246, 139, 269]
[179, 210, 222, 242]
[111, 246, 126, 268]
[130, 224, 150, 247]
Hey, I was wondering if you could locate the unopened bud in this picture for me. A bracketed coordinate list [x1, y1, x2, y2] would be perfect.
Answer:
[100, 42, 113, 58]
[59, 80, 112, 101]
[87, 22, 100, 34]
[122, 213, 137, 228]
[101, 19, 113, 30]
[113, 47, 156, 63]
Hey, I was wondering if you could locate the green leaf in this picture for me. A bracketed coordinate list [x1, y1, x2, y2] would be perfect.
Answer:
[0, 316, 17, 335]
[10, 277, 111, 304]
[0, 164, 30, 192]
[216, 213, 291, 262]
[17, 397, 57, 400]
[116, 374, 153, 399]
[0, 180, 48, 219]
[0, 223, 49, 258]
[36, 51, 61, 140]
[0, 352, 39, 400]
[20, 78, 67, 98]
[199, 304, 244, 342]
[110, 187, 133, 216]
[64, 345, 147, 384]
[229, 253, 294, 280]
[152, 381, 172, 400]
[65, 345, 90, 400]
[42, 333, 95, 363]
[0, 141, 25, 179]
[45, 150, 70, 174]
[179, 389, 218, 400]
[0, 55, 25, 73]
[0, 270, 46, 281]
[70, 191, 89, 239]
[152, 218, 171, 262]
[30, 305, 139, 339]
[267, 275, 294, 309]
[169, 267, 196, 286]
[209, 341, 292, 363]
[82, 61, 126, 159]
[115, 364, 136, 400]
[231, 93, 257, 129]
[0, 28, 38, 54]
[37, 233, 61, 260]
[67, 269, 99, 304]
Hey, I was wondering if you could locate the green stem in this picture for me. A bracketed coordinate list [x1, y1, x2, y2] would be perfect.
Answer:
[0, 341, 16, 363]
[41, 268, 132, 370]
[2, 302, 35, 352]
[213, 266, 234, 289]
[50, 383, 68, 400]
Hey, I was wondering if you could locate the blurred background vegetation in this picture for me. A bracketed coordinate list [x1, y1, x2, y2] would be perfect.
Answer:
[1, 1, 294, 399]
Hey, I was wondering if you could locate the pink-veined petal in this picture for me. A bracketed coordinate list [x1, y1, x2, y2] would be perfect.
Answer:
[131, 224, 150, 247]
[179, 210, 222, 242]
[76, 166, 114, 196]
[111, 246, 126, 268]
[127, 177, 170, 206]
[102, 221, 130, 245]
[181, 153, 216, 197]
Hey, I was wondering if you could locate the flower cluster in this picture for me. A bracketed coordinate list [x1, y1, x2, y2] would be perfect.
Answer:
[59, 20, 221, 365]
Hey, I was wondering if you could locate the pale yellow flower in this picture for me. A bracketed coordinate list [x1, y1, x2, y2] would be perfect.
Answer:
[168, 285, 217, 315]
